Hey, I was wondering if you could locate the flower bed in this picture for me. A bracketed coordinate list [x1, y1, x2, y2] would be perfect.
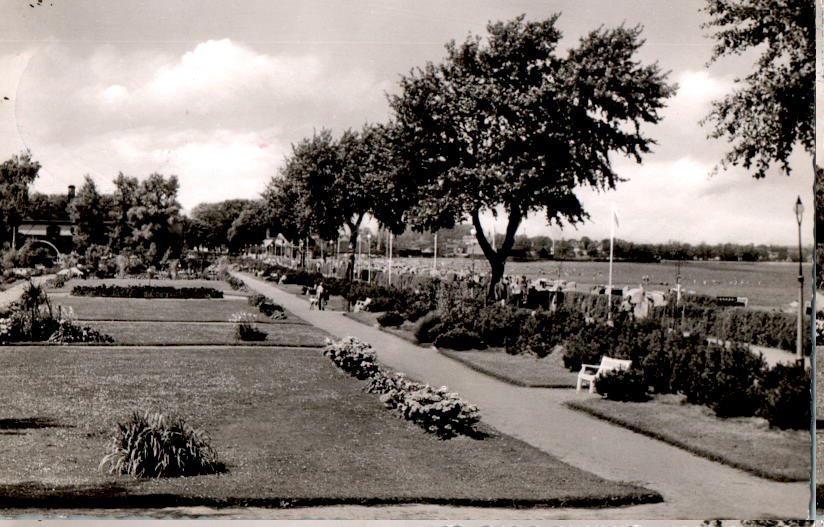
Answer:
[71, 284, 224, 299]
[323, 336, 480, 438]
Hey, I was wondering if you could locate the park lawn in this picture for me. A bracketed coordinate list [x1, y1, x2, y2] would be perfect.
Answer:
[566, 394, 809, 482]
[0, 346, 660, 508]
[439, 348, 577, 388]
[46, 278, 243, 294]
[79, 321, 329, 347]
[48, 296, 299, 324]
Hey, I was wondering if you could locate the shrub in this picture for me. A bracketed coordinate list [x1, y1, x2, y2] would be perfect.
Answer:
[258, 301, 285, 317]
[323, 336, 381, 380]
[367, 370, 481, 439]
[226, 276, 246, 291]
[433, 327, 486, 351]
[414, 313, 443, 344]
[71, 284, 224, 299]
[377, 311, 404, 327]
[248, 294, 266, 307]
[48, 320, 114, 344]
[230, 312, 267, 341]
[99, 411, 220, 478]
[365, 296, 399, 312]
[685, 342, 765, 418]
[594, 368, 649, 402]
[758, 362, 810, 430]
[402, 300, 432, 322]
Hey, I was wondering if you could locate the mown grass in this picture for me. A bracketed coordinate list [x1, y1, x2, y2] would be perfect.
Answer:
[566, 394, 809, 482]
[0, 346, 659, 507]
[46, 278, 242, 294]
[49, 296, 296, 324]
[77, 321, 328, 347]
[439, 348, 577, 388]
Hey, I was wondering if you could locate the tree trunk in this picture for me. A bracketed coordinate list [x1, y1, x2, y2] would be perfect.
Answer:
[471, 208, 522, 300]
[345, 214, 363, 283]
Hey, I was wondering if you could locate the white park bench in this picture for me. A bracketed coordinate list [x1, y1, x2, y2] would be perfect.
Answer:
[353, 298, 372, 312]
[576, 357, 632, 393]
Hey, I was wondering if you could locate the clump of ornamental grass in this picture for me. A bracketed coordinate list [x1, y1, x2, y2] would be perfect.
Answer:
[99, 411, 221, 478]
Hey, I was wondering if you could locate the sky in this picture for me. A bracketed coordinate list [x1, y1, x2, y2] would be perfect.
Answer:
[0, 0, 815, 246]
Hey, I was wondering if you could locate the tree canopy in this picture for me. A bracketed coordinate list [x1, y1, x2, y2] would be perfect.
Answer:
[68, 175, 108, 252]
[0, 151, 41, 246]
[264, 124, 405, 279]
[390, 14, 675, 294]
[701, 0, 814, 178]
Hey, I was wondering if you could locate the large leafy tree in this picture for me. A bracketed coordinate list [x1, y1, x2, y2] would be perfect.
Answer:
[0, 151, 41, 247]
[68, 175, 108, 252]
[390, 15, 675, 296]
[108, 172, 139, 252]
[701, 0, 814, 178]
[227, 200, 272, 252]
[189, 199, 251, 250]
[266, 124, 404, 279]
[127, 173, 183, 265]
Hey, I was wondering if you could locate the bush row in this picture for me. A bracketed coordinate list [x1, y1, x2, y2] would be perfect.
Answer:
[571, 320, 810, 429]
[323, 337, 480, 438]
[247, 294, 286, 320]
[71, 284, 224, 299]
[649, 304, 810, 354]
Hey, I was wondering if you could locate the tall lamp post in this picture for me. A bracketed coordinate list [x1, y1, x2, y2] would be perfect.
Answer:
[794, 196, 804, 361]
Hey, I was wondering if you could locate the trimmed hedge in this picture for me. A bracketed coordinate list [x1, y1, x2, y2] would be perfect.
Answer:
[71, 284, 224, 299]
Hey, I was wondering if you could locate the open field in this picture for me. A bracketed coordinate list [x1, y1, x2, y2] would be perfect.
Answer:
[376, 257, 812, 309]
[566, 395, 809, 482]
[0, 346, 659, 508]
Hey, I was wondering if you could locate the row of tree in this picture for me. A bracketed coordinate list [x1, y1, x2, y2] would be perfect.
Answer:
[261, 16, 676, 296]
[258, 3, 814, 297]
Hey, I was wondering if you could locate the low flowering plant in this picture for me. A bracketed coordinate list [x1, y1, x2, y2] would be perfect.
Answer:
[323, 336, 381, 380]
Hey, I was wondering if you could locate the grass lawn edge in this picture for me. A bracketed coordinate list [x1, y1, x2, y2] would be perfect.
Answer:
[0, 487, 663, 511]
[437, 348, 574, 389]
[564, 400, 805, 483]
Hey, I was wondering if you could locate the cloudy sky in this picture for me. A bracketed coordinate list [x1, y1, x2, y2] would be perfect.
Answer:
[0, 0, 815, 245]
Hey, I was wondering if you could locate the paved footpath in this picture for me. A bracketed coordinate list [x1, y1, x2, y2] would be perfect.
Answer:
[0, 275, 53, 309]
[238, 273, 809, 519]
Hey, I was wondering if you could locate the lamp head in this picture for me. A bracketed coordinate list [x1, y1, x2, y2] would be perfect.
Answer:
[794, 196, 804, 223]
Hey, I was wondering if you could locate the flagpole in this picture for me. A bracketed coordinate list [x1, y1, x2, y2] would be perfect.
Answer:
[607, 204, 615, 323]
[433, 232, 438, 272]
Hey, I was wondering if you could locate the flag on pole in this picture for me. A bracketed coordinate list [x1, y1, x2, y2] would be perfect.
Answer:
[612, 205, 619, 229]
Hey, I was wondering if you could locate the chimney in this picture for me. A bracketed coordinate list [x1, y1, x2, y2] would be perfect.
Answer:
[67, 185, 76, 200]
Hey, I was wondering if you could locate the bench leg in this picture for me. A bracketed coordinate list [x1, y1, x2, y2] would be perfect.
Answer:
[576, 377, 583, 392]
[589, 381, 596, 394]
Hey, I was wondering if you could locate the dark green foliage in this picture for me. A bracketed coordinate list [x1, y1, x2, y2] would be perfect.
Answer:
[433, 327, 486, 351]
[758, 362, 810, 430]
[71, 284, 223, 299]
[236, 324, 267, 341]
[100, 411, 220, 478]
[364, 296, 399, 312]
[594, 368, 649, 402]
[683, 342, 765, 418]
[414, 312, 443, 344]
[225, 276, 246, 290]
[377, 311, 404, 327]
[47, 320, 114, 343]
[247, 294, 266, 307]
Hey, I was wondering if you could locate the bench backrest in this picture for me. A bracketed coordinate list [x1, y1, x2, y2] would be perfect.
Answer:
[597, 357, 632, 376]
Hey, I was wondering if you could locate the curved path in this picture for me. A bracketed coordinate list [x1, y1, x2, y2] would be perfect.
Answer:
[238, 273, 809, 519]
